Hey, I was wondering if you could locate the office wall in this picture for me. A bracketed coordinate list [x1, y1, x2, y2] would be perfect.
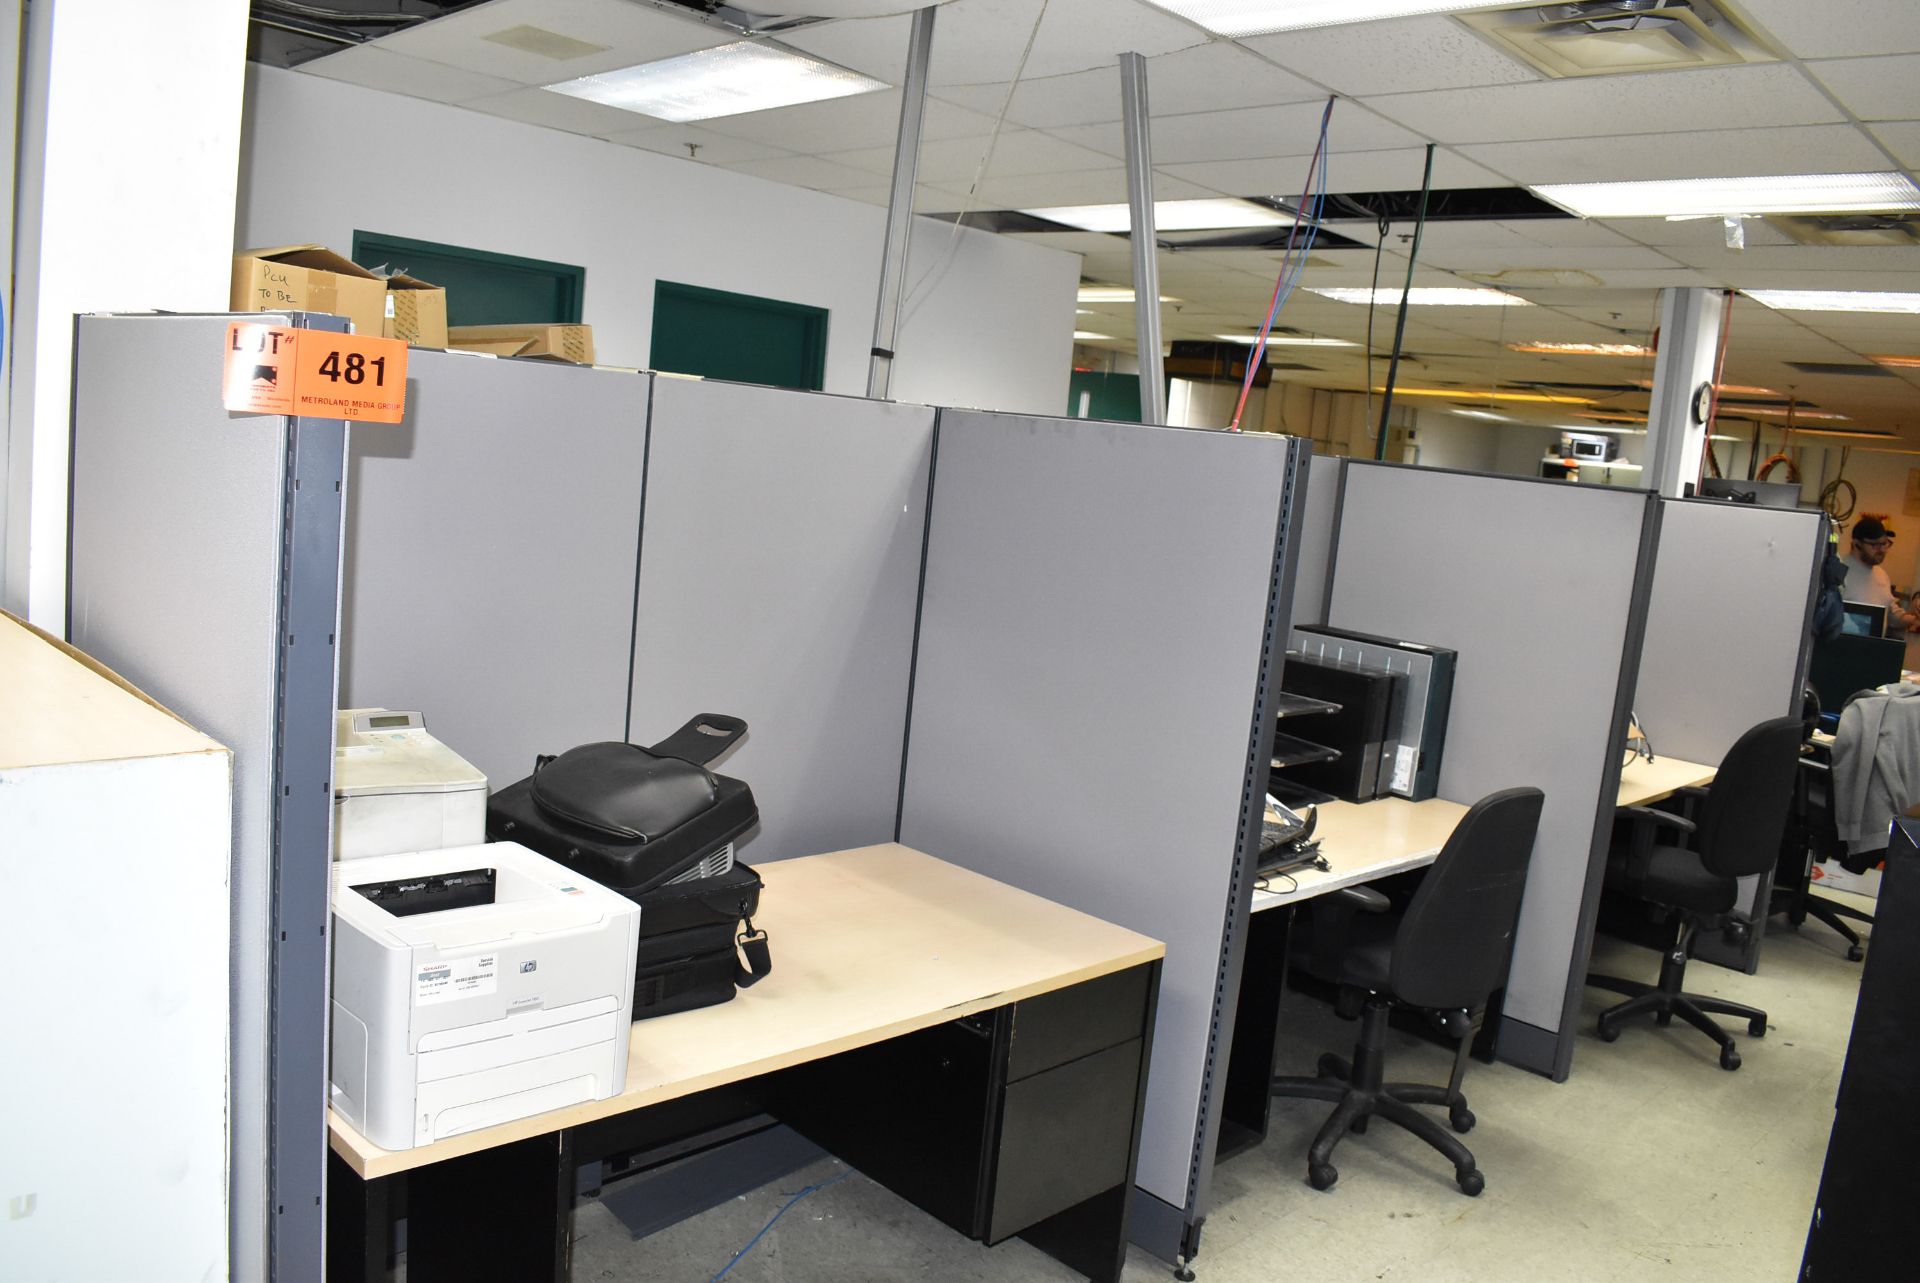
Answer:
[237, 66, 1077, 416]
[1327, 463, 1656, 1077]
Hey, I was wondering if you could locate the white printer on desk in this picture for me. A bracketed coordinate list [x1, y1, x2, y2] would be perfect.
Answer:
[330, 841, 641, 1151]
[334, 709, 487, 859]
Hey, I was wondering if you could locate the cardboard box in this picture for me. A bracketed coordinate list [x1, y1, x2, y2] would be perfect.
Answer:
[232, 244, 387, 337]
[380, 272, 448, 347]
[448, 323, 595, 365]
[0, 611, 233, 1281]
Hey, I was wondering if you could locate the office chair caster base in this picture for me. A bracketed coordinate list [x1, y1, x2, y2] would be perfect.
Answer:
[1655, 1010, 1672, 1026]
[1596, 1019, 1620, 1043]
[1748, 1016, 1768, 1037]
[1307, 1162, 1339, 1192]
[1316, 1053, 1351, 1081]
[1449, 1107, 1475, 1134]
[1719, 1045, 1741, 1071]
[1350, 1115, 1370, 1134]
[1172, 1263, 1196, 1282]
[1847, 945, 1865, 962]
[1456, 1167, 1484, 1197]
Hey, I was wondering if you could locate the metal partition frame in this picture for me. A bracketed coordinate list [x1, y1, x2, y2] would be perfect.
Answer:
[67, 312, 345, 1282]
[1325, 462, 1660, 1080]
[339, 352, 649, 788]
[630, 377, 935, 862]
[1632, 497, 1825, 970]
[897, 410, 1308, 1263]
[1289, 453, 1345, 626]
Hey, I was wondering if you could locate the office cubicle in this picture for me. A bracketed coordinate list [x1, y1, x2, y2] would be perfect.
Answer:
[64, 315, 1306, 1275]
[1304, 461, 1661, 1081]
[1626, 497, 1824, 969]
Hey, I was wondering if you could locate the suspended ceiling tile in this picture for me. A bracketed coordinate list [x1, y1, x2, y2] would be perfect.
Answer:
[1052, 101, 1425, 166]
[1157, 147, 1505, 199]
[299, 45, 523, 103]
[1459, 124, 1892, 187]
[601, 123, 794, 166]
[1806, 55, 1920, 122]
[375, 0, 729, 86]
[1733, 0, 1920, 58]
[1361, 64, 1844, 145]
[814, 182, 976, 207]
[1599, 217, 1797, 250]
[951, 168, 1219, 207]
[1663, 245, 1920, 273]
[1421, 247, 1686, 273]
[1004, 230, 1132, 255]
[775, 0, 1206, 89]
[1869, 121, 1920, 168]
[1503, 220, 1643, 250]
[1239, 14, 1539, 97]
[725, 153, 904, 191]
[826, 128, 1123, 183]
[931, 41, 1325, 130]
[462, 84, 664, 138]
[697, 92, 999, 154]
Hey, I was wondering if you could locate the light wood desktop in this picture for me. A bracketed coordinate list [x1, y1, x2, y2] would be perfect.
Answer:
[1251, 796, 1471, 912]
[1617, 755, 1717, 809]
[327, 844, 1164, 1283]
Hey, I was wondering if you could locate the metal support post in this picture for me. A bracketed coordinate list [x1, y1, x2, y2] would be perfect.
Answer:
[1119, 51, 1166, 425]
[866, 6, 937, 400]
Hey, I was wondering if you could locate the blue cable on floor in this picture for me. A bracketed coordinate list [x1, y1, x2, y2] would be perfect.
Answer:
[708, 1167, 855, 1282]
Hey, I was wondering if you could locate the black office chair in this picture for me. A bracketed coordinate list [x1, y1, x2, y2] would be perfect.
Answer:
[1772, 686, 1873, 961]
[1269, 787, 1545, 1197]
[1588, 715, 1803, 1070]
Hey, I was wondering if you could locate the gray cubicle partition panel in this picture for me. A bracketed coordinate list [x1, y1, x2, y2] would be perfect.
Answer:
[340, 352, 649, 789]
[630, 376, 935, 863]
[1326, 463, 1658, 1078]
[67, 312, 346, 1282]
[1635, 498, 1824, 971]
[1289, 454, 1345, 626]
[898, 410, 1306, 1245]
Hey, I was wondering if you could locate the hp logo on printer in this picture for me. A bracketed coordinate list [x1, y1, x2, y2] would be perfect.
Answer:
[520, 960, 537, 974]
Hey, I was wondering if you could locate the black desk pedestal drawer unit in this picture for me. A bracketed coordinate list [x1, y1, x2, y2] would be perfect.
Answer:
[326, 961, 1159, 1283]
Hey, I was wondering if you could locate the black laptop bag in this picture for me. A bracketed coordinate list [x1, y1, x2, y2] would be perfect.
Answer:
[487, 714, 770, 1018]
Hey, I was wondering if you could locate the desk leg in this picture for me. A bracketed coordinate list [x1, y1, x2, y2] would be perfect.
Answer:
[406, 1131, 574, 1283]
[1218, 906, 1290, 1156]
[326, 1151, 393, 1283]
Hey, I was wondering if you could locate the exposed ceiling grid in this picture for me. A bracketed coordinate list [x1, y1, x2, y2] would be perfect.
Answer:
[289, 0, 1920, 435]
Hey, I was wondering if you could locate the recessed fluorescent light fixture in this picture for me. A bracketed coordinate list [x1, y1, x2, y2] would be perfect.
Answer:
[1077, 286, 1178, 303]
[1745, 290, 1920, 315]
[1730, 406, 1851, 421]
[1141, 1, 1521, 37]
[1452, 409, 1515, 422]
[1870, 354, 1920, 369]
[1534, 173, 1920, 219]
[1213, 333, 1357, 347]
[545, 41, 885, 123]
[1508, 341, 1654, 357]
[1074, 331, 1114, 341]
[1309, 287, 1531, 307]
[1024, 198, 1293, 233]
[1634, 379, 1782, 397]
[1376, 388, 1594, 405]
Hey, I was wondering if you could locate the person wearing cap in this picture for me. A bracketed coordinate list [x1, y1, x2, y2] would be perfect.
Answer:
[1843, 514, 1920, 634]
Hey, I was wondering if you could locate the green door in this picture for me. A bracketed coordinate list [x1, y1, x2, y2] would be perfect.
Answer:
[650, 282, 828, 392]
[352, 231, 585, 326]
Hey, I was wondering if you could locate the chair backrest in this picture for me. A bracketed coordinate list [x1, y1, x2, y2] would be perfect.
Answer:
[1695, 715, 1806, 879]
[1389, 787, 1546, 1010]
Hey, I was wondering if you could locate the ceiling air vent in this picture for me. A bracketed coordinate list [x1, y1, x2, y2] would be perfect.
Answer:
[1457, 1, 1774, 78]
[1768, 214, 1920, 248]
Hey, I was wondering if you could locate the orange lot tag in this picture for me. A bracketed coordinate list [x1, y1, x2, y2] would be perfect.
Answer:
[223, 322, 408, 424]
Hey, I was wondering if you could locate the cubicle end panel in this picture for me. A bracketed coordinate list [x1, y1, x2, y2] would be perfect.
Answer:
[1288, 453, 1344, 626]
[630, 377, 935, 863]
[68, 312, 346, 1282]
[1327, 463, 1658, 1078]
[899, 410, 1306, 1241]
[340, 353, 649, 789]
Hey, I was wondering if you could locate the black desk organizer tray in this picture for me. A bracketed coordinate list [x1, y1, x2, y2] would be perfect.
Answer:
[488, 713, 770, 1017]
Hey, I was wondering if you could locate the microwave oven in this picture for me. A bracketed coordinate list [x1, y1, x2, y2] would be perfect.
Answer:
[1561, 431, 1618, 463]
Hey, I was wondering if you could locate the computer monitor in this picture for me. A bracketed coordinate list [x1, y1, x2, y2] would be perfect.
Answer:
[1842, 600, 1890, 638]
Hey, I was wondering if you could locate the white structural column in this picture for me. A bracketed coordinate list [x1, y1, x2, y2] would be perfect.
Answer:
[1119, 51, 1166, 426]
[1644, 287, 1728, 498]
[4, 0, 250, 627]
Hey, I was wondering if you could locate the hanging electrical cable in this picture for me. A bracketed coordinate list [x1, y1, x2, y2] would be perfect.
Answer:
[1372, 144, 1436, 461]
[1226, 96, 1335, 432]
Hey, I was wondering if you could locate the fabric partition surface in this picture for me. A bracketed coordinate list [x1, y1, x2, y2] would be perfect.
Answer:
[1289, 454, 1344, 626]
[1325, 462, 1657, 1078]
[898, 410, 1306, 1240]
[1633, 497, 1824, 969]
[340, 353, 649, 789]
[630, 376, 934, 863]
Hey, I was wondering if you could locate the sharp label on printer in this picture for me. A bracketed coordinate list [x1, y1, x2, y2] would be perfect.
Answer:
[416, 954, 497, 1005]
[1391, 746, 1418, 795]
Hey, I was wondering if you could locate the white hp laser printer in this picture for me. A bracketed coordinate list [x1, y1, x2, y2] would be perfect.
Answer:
[329, 842, 641, 1151]
[334, 709, 487, 859]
